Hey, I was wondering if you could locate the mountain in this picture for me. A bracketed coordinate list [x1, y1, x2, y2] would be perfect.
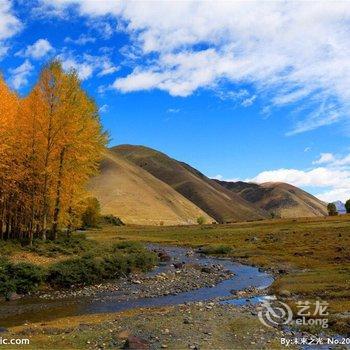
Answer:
[88, 150, 213, 225]
[111, 145, 267, 223]
[215, 180, 327, 218]
[333, 201, 346, 214]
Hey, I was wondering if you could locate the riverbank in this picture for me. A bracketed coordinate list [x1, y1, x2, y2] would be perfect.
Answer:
[0, 244, 271, 327]
[86, 216, 350, 335]
[5, 301, 295, 349]
[37, 263, 233, 301]
[1, 216, 348, 348]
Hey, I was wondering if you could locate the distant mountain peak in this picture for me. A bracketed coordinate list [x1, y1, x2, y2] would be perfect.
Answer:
[333, 201, 346, 214]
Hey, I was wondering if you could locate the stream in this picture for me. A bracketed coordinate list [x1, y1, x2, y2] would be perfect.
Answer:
[0, 244, 274, 327]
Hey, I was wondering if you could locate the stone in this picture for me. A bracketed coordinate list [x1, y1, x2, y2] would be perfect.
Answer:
[157, 251, 171, 262]
[123, 335, 150, 349]
[201, 267, 212, 273]
[279, 289, 291, 297]
[7, 292, 22, 301]
[173, 262, 184, 269]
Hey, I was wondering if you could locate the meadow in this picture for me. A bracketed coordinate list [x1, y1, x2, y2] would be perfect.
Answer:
[87, 215, 350, 334]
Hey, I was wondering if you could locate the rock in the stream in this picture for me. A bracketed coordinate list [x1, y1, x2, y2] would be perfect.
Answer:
[157, 251, 171, 262]
[123, 335, 150, 349]
[173, 262, 184, 269]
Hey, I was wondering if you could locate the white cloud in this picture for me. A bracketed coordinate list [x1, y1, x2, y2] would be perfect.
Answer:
[9, 59, 34, 89]
[316, 188, 350, 204]
[217, 88, 256, 107]
[64, 34, 96, 45]
[241, 95, 256, 107]
[166, 108, 180, 114]
[22, 39, 54, 59]
[99, 104, 108, 113]
[247, 152, 350, 202]
[313, 153, 336, 165]
[57, 53, 118, 80]
[39, 1, 350, 134]
[60, 56, 93, 80]
[249, 167, 349, 189]
[0, 0, 21, 40]
[0, 0, 21, 58]
[0, 46, 9, 60]
[212, 174, 240, 182]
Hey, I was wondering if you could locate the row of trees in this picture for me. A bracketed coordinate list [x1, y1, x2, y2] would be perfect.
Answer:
[0, 61, 107, 244]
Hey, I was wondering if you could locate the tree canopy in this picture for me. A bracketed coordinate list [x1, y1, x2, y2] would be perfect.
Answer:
[0, 61, 107, 244]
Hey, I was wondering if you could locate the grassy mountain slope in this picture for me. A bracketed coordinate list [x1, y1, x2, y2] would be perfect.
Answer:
[88, 151, 213, 225]
[112, 145, 267, 223]
[215, 180, 327, 218]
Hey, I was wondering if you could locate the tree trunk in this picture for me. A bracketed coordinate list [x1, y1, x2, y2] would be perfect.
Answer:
[52, 147, 66, 240]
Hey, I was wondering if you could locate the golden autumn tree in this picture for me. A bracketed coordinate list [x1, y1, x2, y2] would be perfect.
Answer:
[0, 75, 20, 240]
[0, 62, 107, 243]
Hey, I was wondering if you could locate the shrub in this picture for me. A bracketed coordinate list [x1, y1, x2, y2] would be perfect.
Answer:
[81, 197, 101, 228]
[345, 199, 350, 214]
[0, 240, 22, 256]
[7, 263, 45, 294]
[0, 258, 45, 298]
[0, 259, 15, 300]
[201, 245, 232, 255]
[197, 216, 206, 225]
[101, 214, 124, 226]
[127, 251, 158, 272]
[112, 241, 144, 253]
[101, 253, 129, 278]
[47, 247, 158, 288]
[26, 234, 95, 257]
[47, 255, 102, 288]
[327, 203, 338, 216]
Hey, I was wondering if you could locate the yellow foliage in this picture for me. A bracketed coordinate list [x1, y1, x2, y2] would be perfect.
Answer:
[0, 62, 107, 242]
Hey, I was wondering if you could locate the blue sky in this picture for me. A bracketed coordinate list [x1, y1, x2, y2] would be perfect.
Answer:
[1, 0, 350, 202]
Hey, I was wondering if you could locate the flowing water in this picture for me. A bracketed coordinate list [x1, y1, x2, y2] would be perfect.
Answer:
[0, 244, 274, 327]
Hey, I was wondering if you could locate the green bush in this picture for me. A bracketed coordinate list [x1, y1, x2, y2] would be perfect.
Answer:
[112, 241, 144, 253]
[127, 251, 158, 272]
[0, 240, 23, 256]
[101, 253, 129, 278]
[47, 255, 103, 288]
[47, 247, 158, 288]
[101, 214, 124, 226]
[327, 203, 338, 216]
[201, 245, 232, 255]
[7, 263, 45, 294]
[26, 234, 95, 257]
[197, 216, 206, 225]
[81, 197, 101, 228]
[0, 259, 15, 299]
[0, 258, 45, 298]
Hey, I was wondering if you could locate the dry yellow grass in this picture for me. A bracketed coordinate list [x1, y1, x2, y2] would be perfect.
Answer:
[88, 150, 213, 225]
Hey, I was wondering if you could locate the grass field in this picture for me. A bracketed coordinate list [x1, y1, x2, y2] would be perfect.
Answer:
[87, 215, 350, 334]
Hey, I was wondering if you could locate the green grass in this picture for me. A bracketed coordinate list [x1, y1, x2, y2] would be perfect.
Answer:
[86, 215, 350, 334]
[0, 235, 158, 295]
